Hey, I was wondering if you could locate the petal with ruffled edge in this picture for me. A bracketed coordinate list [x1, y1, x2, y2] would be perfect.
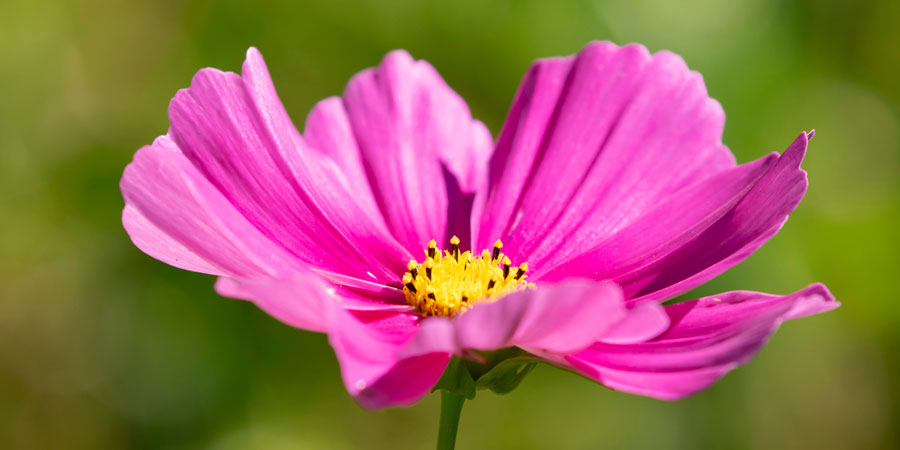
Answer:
[475, 41, 735, 268]
[167, 48, 412, 285]
[564, 283, 838, 400]
[328, 309, 450, 409]
[340, 50, 493, 250]
[541, 132, 812, 303]
[404, 280, 669, 357]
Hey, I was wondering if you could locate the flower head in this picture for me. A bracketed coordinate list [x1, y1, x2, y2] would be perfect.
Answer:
[121, 42, 838, 409]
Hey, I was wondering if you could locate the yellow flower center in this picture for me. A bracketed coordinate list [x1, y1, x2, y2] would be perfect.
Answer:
[402, 236, 534, 317]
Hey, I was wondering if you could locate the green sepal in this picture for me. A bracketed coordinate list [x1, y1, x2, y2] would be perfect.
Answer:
[433, 348, 544, 400]
[472, 357, 538, 395]
[432, 357, 476, 400]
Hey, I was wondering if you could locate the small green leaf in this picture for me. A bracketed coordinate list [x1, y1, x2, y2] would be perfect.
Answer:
[473, 357, 538, 395]
[432, 357, 476, 399]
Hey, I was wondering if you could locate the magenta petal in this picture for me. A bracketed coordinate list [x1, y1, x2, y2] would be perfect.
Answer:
[541, 132, 812, 303]
[476, 41, 735, 263]
[340, 50, 493, 250]
[626, 133, 812, 302]
[538, 151, 776, 282]
[168, 48, 410, 284]
[406, 280, 667, 356]
[565, 283, 838, 400]
[121, 135, 305, 278]
[328, 309, 449, 409]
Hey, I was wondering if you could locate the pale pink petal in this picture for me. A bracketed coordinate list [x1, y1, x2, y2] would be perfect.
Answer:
[340, 50, 493, 250]
[405, 280, 668, 356]
[598, 301, 671, 344]
[475, 41, 735, 264]
[542, 132, 811, 303]
[214, 275, 335, 333]
[120, 135, 305, 278]
[168, 48, 410, 284]
[122, 204, 221, 275]
[565, 283, 838, 400]
[328, 309, 449, 409]
[215, 274, 411, 334]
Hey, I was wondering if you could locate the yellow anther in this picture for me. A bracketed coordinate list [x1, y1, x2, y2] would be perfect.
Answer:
[425, 259, 434, 279]
[449, 235, 461, 260]
[515, 262, 528, 280]
[492, 240, 503, 261]
[402, 238, 534, 317]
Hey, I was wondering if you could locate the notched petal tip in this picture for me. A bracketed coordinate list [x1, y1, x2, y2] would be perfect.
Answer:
[584, 40, 650, 60]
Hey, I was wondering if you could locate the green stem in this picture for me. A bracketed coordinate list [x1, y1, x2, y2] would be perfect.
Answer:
[436, 390, 465, 450]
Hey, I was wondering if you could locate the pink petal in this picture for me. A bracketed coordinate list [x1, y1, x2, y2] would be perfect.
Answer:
[598, 300, 672, 344]
[405, 280, 668, 356]
[328, 309, 449, 409]
[537, 144, 777, 282]
[215, 274, 335, 333]
[565, 283, 838, 400]
[121, 135, 305, 278]
[167, 48, 411, 284]
[122, 204, 221, 275]
[542, 132, 811, 302]
[627, 133, 811, 302]
[475, 41, 735, 265]
[215, 274, 412, 334]
[533, 133, 807, 300]
[340, 50, 493, 250]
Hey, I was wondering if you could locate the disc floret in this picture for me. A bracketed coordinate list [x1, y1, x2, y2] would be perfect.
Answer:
[402, 236, 533, 317]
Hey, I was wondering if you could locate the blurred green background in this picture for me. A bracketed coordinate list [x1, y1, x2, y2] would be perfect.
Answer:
[2, 0, 898, 448]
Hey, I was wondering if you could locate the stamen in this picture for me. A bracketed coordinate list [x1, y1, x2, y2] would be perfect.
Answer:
[427, 239, 437, 259]
[403, 273, 417, 293]
[450, 235, 460, 261]
[402, 238, 534, 317]
[492, 239, 503, 262]
[515, 263, 528, 280]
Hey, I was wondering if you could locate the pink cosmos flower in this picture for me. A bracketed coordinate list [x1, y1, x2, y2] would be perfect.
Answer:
[121, 42, 838, 409]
